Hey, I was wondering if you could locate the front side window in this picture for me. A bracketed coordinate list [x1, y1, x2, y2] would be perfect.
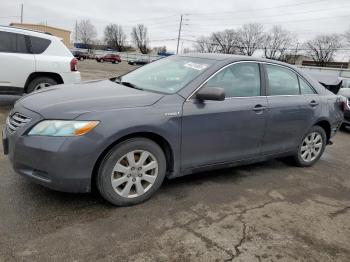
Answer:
[120, 56, 215, 94]
[205, 62, 261, 97]
[266, 64, 299, 96]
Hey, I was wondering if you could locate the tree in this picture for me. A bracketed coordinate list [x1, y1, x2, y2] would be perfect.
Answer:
[194, 36, 218, 53]
[104, 24, 126, 52]
[131, 24, 149, 54]
[76, 19, 97, 45]
[263, 25, 295, 60]
[344, 27, 350, 45]
[211, 30, 239, 54]
[305, 34, 342, 67]
[237, 23, 265, 56]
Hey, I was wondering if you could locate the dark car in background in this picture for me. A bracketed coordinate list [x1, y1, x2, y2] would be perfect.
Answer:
[128, 58, 150, 66]
[72, 50, 89, 61]
[2, 54, 345, 206]
[96, 54, 121, 64]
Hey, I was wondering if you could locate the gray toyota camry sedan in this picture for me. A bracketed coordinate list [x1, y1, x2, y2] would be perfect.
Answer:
[2, 54, 346, 206]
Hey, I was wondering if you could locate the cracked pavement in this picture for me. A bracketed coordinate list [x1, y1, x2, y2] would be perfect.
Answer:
[1, 61, 350, 261]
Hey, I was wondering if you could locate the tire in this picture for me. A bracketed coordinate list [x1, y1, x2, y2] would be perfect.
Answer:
[79, 57, 84, 61]
[97, 138, 167, 206]
[27, 77, 58, 93]
[293, 126, 327, 167]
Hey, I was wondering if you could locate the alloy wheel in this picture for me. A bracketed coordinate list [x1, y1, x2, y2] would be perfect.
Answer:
[34, 83, 52, 91]
[111, 150, 158, 198]
[300, 132, 323, 162]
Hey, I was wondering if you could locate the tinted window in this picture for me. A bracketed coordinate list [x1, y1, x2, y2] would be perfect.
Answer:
[0, 31, 29, 53]
[266, 64, 299, 96]
[205, 62, 261, 97]
[30, 36, 51, 54]
[299, 77, 315, 94]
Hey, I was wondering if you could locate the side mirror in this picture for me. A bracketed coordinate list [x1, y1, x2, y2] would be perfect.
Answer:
[196, 87, 225, 101]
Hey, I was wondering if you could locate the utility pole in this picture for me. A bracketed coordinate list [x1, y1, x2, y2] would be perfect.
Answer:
[20, 3, 23, 23]
[75, 20, 78, 44]
[293, 42, 299, 65]
[176, 14, 183, 54]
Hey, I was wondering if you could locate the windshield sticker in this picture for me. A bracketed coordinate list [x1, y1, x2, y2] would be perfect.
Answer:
[184, 62, 208, 71]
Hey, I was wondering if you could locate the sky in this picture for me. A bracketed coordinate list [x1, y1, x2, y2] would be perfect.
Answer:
[1, 0, 349, 59]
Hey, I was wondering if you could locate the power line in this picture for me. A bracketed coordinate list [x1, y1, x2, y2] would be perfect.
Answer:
[187, 0, 333, 16]
[186, 14, 350, 28]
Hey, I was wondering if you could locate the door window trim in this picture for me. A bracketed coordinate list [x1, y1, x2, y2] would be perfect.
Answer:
[187, 61, 265, 101]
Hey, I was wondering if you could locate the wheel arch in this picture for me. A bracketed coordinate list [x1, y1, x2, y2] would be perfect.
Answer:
[24, 72, 64, 93]
[313, 119, 331, 143]
[91, 132, 175, 190]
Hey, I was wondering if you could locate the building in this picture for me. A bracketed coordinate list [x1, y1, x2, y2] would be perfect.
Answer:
[9, 23, 71, 47]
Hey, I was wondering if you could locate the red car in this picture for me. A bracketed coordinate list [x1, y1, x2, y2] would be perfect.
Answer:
[96, 54, 121, 64]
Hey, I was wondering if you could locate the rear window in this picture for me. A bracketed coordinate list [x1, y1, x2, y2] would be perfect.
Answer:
[0, 31, 29, 53]
[30, 36, 51, 54]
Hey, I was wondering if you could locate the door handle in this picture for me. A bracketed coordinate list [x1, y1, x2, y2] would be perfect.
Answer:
[310, 100, 319, 107]
[253, 104, 267, 112]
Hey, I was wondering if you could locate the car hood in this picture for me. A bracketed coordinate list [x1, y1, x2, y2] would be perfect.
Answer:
[18, 80, 164, 119]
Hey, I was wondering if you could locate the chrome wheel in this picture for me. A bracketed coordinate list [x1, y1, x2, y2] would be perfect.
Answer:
[34, 82, 51, 91]
[111, 150, 158, 198]
[300, 132, 323, 163]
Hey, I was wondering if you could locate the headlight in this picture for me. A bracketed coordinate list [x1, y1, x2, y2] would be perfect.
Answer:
[28, 120, 99, 136]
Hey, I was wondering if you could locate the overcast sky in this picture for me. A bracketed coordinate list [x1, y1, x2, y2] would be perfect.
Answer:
[1, 0, 349, 58]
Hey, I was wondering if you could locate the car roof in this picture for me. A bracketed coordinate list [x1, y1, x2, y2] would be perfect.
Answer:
[0, 25, 57, 40]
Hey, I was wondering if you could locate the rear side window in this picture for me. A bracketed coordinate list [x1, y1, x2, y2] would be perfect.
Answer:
[30, 36, 51, 54]
[266, 64, 299, 96]
[299, 77, 316, 94]
[0, 31, 29, 53]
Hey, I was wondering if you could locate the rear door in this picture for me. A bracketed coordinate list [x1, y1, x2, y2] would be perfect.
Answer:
[181, 62, 268, 170]
[0, 31, 35, 93]
[261, 63, 321, 154]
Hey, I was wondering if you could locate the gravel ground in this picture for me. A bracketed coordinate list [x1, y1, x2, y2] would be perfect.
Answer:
[0, 59, 350, 261]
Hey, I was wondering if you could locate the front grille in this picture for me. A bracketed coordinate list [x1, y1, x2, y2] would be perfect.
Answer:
[6, 113, 31, 133]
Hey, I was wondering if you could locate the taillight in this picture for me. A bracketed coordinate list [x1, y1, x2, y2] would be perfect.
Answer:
[70, 58, 77, 72]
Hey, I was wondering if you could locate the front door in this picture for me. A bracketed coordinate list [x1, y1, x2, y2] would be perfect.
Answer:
[181, 62, 268, 170]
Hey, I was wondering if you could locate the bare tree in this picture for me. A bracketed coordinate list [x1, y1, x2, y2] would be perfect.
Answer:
[212, 30, 239, 54]
[263, 25, 295, 60]
[104, 24, 126, 52]
[193, 36, 218, 53]
[131, 24, 149, 54]
[305, 34, 342, 67]
[77, 19, 97, 45]
[237, 23, 265, 56]
[344, 27, 350, 45]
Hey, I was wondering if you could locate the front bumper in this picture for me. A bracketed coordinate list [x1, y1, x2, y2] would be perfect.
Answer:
[3, 106, 96, 193]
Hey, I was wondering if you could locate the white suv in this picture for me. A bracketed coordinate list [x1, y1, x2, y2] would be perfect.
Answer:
[0, 26, 81, 94]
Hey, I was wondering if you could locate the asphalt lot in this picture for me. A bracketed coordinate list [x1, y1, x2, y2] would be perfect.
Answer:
[1, 59, 350, 261]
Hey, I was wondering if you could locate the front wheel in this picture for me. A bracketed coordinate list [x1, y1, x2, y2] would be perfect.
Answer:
[97, 138, 167, 206]
[293, 126, 327, 167]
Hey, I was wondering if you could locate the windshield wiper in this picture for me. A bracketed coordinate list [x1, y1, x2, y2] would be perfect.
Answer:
[115, 78, 143, 91]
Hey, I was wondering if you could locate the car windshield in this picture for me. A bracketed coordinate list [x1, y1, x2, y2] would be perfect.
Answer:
[119, 56, 215, 94]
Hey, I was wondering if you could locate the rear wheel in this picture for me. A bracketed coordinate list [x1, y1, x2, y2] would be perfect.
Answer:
[27, 77, 58, 93]
[97, 138, 166, 206]
[293, 126, 326, 167]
